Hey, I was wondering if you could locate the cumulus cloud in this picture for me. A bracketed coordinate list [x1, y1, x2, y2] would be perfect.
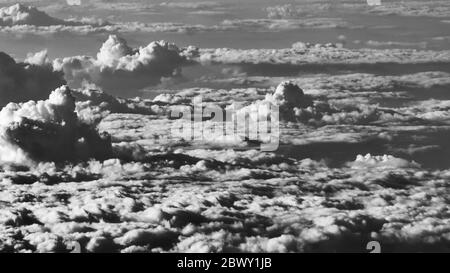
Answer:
[366, 40, 428, 49]
[72, 86, 155, 124]
[159, 1, 219, 9]
[0, 4, 64, 26]
[0, 74, 449, 251]
[0, 144, 448, 252]
[53, 35, 193, 97]
[0, 3, 113, 35]
[221, 18, 350, 31]
[266, 4, 304, 19]
[66, 0, 81, 6]
[159, 1, 224, 14]
[267, 81, 313, 109]
[234, 81, 314, 122]
[24, 49, 49, 66]
[0, 86, 112, 165]
[0, 50, 65, 106]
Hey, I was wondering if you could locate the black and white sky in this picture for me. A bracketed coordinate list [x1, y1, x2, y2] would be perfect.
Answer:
[0, 0, 449, 253]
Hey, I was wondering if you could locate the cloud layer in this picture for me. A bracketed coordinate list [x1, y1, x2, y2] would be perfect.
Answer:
[0, 86, 112, 165]
[0, 3, 354, 36]
[197, 42, 450, 66]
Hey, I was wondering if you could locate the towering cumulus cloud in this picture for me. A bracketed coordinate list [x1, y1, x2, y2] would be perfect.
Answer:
[53, 35, 192, 97]
[236, 81, 315, 122]
[0, 51, 65, 106]
[0, 86, 112, 165]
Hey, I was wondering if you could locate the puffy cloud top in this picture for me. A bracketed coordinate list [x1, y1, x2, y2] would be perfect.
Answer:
[266, 4, 302, 19]
[96, 35, 134, 67]
[53, 35, 191, 97]
[198, 42, 450, 65]
[66, 0, 82, 6]
[0, 3, 108, 30]
[0, 86, 112, 165]
[350, 154, 420, 169]
[267, 81, 313, 109]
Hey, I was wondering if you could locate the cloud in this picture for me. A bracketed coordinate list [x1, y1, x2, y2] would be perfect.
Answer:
[0, 146, 448, 252]
[0, 3, 108, 27]
[0, 86, 112, 165]
[52, 35, 193, 97]
[367, 1, 450, 17]
[0, 3, 449, 251]
[24, 49, 49, 65]
[268, 81, 313, 109]
[0, 50, 65, 106]
[265, 3, 339, 19]
[0, 3, 355, 36]
[0, 18, 351, 36]
[0, 4, 64, 26]
[0, 74, 449, 251]
[0, 3, 111, 35]
[221, 18, 350, 31]
[349, 154, 420, 170]
[197, 42, 450, 66]
[366, 40, 428, 49]
[235, 81, 314, 122]
[66, 0, 81, 6]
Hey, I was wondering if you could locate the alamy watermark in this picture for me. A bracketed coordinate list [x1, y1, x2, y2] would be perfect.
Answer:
[169, 96, 280, 152]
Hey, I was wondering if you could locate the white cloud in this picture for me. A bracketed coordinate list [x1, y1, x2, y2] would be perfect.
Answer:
[366, 40, 428, 48]
[265, 3, 338, 19]
[72, 86, 155, 124]
[66, 0, 81, 6]
[53, 35, 192, 97]
[266, 4, 303, 19]
[197, 42, 450, 66]
[0, 4, 63, 26]
[24, 49, 49, 65]
[0, 86, 112, 165]
[349, 154, 420, 169]
[0, 2, 449, 251]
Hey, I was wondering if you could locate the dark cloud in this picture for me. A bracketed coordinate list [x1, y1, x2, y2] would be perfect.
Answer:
[0, 51, 65, 106]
